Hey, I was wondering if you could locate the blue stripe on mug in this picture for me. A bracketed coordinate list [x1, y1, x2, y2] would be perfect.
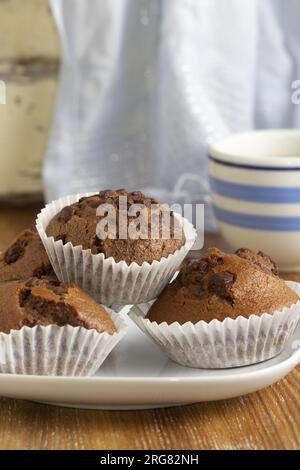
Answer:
[210, 176, 300, 203]
[213, 206, 300, 231]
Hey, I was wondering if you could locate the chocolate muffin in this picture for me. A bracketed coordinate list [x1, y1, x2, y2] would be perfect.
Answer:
[147, 247, 299, 324]
[0, 229, 55, 282]
[46, 189, 185, 265]
[0, 277, 116, 334]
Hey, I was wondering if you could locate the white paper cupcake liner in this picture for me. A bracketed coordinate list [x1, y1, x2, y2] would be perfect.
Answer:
[36, 193, 197, 305]
[129, 281, 300, 369]
[0, 309, 127, 376]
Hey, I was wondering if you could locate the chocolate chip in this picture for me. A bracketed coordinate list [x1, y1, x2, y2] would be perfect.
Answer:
[99, 189, 115, 199]
[4, 243, 25, 264]
[127, 196, 135, 205]
[257, 251, 279, 275]
[48, 279, 61, 287]
[88, 199, 100, 208]
[19, 288, 31, 305]
[91, 235, 104, 254]
[179, 259, 211, 287]
[190, 261, 201, 271]
[24, 278, 37, 288]
[143, 198, 152, 208]
[258, 250, 267, 257]
[131, 191, 143, 201]
[209, 271, 235, 299]
[93, 235, 104, 246]
[186, 260, 209, 274]
[54, 234, 67, 244]
[33, 265, 54, 278]
[235, 248, 248, 256]
[58, 206, 73, 224]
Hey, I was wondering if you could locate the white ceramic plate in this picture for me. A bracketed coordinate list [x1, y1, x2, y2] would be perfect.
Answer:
[0, 308, 299, 410]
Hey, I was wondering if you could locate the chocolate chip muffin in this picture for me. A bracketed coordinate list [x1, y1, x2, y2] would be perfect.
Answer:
[147, 247, 299, 324]
[46, 189, 185, 265]
[0, 277, 116, 334]
[0, 229, 55, 282]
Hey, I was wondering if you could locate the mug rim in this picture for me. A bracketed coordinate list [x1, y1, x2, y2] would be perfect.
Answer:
[208, 129, 300, 169]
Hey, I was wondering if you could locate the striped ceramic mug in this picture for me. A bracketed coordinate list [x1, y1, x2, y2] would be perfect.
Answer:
[208, 129, 300, 272]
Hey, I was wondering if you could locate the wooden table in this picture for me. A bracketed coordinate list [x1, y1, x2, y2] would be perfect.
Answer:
[0, 204, 299, 450]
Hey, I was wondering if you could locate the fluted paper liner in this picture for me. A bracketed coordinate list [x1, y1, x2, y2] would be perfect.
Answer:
[0, 309, 127, 376]
[129, 281, 300, 368]
[36, 193, 197, 305]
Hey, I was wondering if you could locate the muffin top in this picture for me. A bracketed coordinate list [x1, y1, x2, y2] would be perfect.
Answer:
[147, 247, 299, 324]
[0, 229, 55, 282]
[0, 277, 116, 334]
[46, 189, 185, 265]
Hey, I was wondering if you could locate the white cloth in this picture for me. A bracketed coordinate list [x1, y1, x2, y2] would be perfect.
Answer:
[45, 0, 300, 231]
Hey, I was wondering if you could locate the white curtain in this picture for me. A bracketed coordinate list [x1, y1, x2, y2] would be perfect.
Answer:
[45, 0, 300, 231]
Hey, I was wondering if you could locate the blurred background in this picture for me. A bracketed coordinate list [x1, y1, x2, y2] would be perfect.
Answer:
[0, 0, 59, 204]
[1, 0, 300, 235]
[0, 0, 59, 247]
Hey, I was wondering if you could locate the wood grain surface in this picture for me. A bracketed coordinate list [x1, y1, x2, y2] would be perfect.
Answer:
[0, 204, 299, 450]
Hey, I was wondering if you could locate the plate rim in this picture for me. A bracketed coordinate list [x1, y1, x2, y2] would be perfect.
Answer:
[0, 344, 299, 385]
